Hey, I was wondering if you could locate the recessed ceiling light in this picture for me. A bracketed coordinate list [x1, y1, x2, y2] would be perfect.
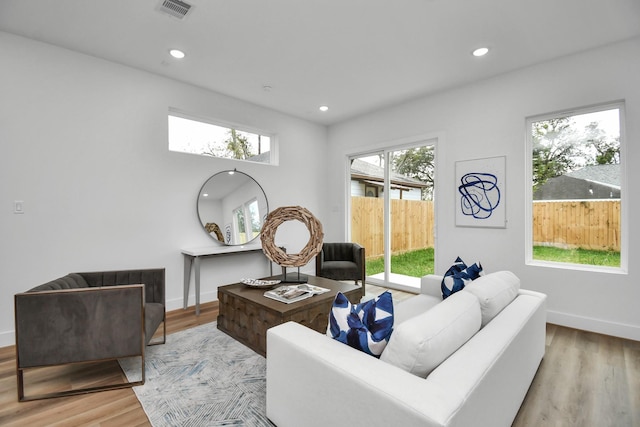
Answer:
[319, 105, 329, 112]
[169, 49, 186, 59]
[472, 47, 489, 57]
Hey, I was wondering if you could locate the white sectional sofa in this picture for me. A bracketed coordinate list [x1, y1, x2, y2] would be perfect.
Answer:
[266, 271, 547, 427]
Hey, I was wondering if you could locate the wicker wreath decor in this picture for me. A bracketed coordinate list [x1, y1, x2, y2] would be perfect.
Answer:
[261, 206, 324, 267]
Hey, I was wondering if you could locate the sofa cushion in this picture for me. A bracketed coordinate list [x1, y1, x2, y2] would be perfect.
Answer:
[394, 294, 441, 325]
[328, 291, 394, 357]
[320, 261, 360, 281]
[441, 257, 483, 299]
[463, 270, 520, 326]
[380, 290, 481, 378]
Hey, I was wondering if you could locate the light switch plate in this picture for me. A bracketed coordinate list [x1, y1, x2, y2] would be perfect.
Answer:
[14, 200, 24, 214]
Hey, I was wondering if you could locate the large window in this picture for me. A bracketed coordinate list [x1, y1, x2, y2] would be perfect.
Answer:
[526, 102, 625, 271]
[349, 140, 436, 292]
[168, 110, 274, 164]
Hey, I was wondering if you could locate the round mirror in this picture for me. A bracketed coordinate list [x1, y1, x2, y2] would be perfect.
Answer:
[197, 170, 268, 245]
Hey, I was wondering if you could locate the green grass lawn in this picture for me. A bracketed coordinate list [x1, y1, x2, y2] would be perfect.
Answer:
[366, 248, 435, 278]
[533, 246, 620, 267]
[366, 246, 619, 278]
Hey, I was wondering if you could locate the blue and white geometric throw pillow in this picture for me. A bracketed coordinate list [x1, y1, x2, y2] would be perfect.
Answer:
[328, 291, 394, 357]
[441, 257, 483, 299]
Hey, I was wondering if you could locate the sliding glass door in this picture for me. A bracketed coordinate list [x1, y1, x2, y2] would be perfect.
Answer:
[349, 140, 436, 292]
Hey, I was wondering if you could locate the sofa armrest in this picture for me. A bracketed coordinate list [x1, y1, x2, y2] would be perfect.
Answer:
[353, 243, 366, 284]
[425, 291, 547, 427]
[351, 242, 364, 262]
[421, 274, 443, 297]
[266, 322, 455, 427]
[15, 285, 145, 368]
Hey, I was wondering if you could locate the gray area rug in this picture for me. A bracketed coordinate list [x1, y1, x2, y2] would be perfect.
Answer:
[120, 322, 273, 426]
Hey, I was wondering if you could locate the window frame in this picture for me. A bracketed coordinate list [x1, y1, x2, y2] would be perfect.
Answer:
[168, 108, 278, 165]
[524, 101, 627, 274]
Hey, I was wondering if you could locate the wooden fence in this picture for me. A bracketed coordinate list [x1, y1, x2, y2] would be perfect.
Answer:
[533, 200, 620, 251]
[351, 197, 434, 259]
[351, 197, 621, 258]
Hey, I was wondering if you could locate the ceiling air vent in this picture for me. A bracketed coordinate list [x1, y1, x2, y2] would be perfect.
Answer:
[157, 0, 193, 20]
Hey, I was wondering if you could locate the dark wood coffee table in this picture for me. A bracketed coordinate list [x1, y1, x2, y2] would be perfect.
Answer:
[217, 276, 362, 356]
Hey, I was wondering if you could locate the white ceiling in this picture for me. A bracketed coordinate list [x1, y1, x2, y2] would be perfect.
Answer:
[1, 0, 639, 125]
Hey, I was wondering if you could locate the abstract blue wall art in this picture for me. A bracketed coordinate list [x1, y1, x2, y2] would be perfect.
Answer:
[455, 156, 506, 228]
[459, 172, 500, 219]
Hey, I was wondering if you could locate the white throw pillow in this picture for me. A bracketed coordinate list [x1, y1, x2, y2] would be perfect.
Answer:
[380, 291, 481, 378]
[463, 270, 520, 327]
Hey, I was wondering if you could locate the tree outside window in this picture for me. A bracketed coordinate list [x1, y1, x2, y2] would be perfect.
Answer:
[168, 112, 273, 164]
[528, 105, 623, 269]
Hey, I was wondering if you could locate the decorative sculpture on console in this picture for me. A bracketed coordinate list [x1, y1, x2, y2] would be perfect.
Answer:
[260, 206, 324, 282]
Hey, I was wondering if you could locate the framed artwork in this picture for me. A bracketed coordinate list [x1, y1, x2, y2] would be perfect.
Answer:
[455, 155, 506, 228]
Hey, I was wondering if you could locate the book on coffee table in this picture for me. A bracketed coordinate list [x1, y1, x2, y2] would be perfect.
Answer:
[264, 284, 330, 304]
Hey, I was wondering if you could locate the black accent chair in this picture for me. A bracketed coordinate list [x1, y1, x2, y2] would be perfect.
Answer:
[14, 268, 166, 401]
[316, 243, 366, 293]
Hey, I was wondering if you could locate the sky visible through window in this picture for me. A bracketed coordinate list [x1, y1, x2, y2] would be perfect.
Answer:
[572, 109, 619, 135]
[570, 109, 619, 153]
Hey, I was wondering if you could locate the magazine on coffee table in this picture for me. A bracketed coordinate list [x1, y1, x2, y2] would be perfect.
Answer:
[263, 284, 331, 304]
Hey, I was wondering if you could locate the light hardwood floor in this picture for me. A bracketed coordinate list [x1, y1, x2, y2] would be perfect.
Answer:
[0, 301, 218, 427]
[1, 287, 638, 427]
[513, 323, 640, 427]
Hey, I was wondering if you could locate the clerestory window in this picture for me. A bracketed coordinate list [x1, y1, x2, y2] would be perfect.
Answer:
[168, 110, 274, 164]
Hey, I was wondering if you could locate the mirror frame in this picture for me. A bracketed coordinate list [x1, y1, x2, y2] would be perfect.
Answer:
[196, 170, 268, 245]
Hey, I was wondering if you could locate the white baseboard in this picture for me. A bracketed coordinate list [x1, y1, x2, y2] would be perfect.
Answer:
[0, 330, 13, 349]
[547, 310, 640, 341]
[166, 290, 218, 312]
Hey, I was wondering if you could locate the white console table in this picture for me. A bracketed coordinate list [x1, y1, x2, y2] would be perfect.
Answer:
[182, 244, 267, 315]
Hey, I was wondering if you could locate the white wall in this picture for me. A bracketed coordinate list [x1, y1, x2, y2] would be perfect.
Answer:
[327, 37, 640, 340]
[2, 31, 637, 347]
[0, 32, 328, 347]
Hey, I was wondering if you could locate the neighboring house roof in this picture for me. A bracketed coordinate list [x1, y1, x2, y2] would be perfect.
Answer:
[534, 164, 620, 200]
[350, 158, 428, 189]
[565, 164, 620, 189]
